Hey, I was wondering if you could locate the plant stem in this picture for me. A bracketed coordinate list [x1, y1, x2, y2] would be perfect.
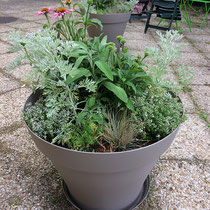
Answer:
[118, 40, 121, 57]
[22, 46, 35, 66]
[45, 13, 51, 27]
[84, 4, 90, 41]
[59, 0, 65, 7]
[67, 86, 77, 117]
[62, 16, 72, 40]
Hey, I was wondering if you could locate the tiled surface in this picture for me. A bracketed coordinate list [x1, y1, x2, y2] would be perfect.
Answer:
[191, 67, 210, 85]
[6, 64, 31, 82]
[161, 114, 210, 160]
[0, 88, 31, 127]
[0, 72, 20, 94]
[191, 86, 210, 114]
[146, 160, 210, 209]
[0, 0, 210, 209]
[172, 52, 208, 67]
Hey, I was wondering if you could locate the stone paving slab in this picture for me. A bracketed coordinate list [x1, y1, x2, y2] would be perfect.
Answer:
[11, 22, 42, 30]
[0, 127, 83, 210]
[180, 43, 198, 53]
[124, 31, 155, 41]
[0, 53, 22, 69]
[126, 39, 158, 53]
[0, 0, 209, 209]
[204, 27, 210, 34]
[0, 42, 10, 54]
[126, 22, 146, 32]
[0, 72, 20, 94]
[1, 11, 45, 22]
[0, 88, 31, 128]
[172, 52, 208, 67]
[0, 128, 72, 210]
[191, 86, 210, 114]
[185, 34, 210, 43]
[0, 0, 58, 10]
[183, 27, 210, 36]
[0, 25, 15, 33]
[147, 160, 210, 209]
[161, 114, 210, 160]
[124, 24, 156, 41]
[178, 91, 195, 113]
[5, 64, 31, 82]
[23, 27, 43, 34]
[191, 67, 210, 85]
[194, 42, 210, 54]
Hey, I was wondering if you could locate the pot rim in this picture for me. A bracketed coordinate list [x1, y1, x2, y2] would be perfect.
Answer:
[24, 92, 182, 155]
[90, 12, 131, 16]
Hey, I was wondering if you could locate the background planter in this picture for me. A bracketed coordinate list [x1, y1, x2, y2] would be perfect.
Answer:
[24, 91, 181, 210]
[87, 13, 131, 48]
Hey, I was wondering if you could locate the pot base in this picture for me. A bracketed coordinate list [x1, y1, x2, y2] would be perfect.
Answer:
[63, 175, 150, 210]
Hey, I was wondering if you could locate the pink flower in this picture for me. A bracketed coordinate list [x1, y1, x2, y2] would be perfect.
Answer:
[52, 8, 74, 18]
[36, 8, 55, 16]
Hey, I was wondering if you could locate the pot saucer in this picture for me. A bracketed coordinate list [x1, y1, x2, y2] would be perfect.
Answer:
[63, 175, 150, 210]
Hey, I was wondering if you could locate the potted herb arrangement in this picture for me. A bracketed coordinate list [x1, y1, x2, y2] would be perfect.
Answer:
[79, 0, 137, 47]
[6, 0, 191, 209]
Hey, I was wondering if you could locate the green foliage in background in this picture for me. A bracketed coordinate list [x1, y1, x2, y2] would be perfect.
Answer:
[80, 0, 137, 14]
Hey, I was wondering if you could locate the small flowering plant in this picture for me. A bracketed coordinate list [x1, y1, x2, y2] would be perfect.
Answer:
[52, 7, 74, 18]
[36, 8, 55, 16]
[36, 0, 102, 41]
[6, 1, 191, 152]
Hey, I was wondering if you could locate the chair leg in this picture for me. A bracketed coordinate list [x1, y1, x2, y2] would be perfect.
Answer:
[144, 13, 152, 33]
[168, 16, 176, 30]
[144, 1, 155, 34]
[168, 0, 180, 30]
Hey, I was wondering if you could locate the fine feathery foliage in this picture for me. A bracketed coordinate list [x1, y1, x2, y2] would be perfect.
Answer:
[7, 30, 151, 118]
[133, 88, 185, 142]
[5, 0, 192, 152]
[145, 31, 193, 92]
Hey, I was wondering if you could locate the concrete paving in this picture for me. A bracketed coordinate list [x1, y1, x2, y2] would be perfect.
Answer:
[0, 0, 209, 209]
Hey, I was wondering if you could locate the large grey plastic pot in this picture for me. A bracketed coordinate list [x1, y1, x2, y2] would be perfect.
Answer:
[87, 13, 131, 48]
[24, 91, 180, 210]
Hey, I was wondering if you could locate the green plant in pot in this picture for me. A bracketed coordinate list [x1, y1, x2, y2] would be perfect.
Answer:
[79, 0, 137, 47]
[6, 1, 192, 209]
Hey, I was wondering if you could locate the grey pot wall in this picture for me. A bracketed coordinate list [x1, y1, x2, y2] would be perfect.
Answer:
[24, 92, 180, 210]
[87, 13, 131, 48]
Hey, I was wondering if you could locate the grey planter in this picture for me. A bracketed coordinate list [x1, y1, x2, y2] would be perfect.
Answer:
[24, 91, 180, 210]
[87, 12, 131, 48]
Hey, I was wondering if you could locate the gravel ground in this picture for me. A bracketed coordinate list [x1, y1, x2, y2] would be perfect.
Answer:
[0, 0, 209, 209]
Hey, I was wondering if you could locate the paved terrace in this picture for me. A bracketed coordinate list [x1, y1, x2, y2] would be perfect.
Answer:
[0, 0, 209, 209]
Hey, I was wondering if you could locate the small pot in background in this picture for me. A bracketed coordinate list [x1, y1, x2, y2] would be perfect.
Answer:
[87, 12, 131, 48]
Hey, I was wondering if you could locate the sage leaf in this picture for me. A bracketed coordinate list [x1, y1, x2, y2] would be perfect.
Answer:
[95, 60, 113, 81]
[104, 82, 128, 103]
